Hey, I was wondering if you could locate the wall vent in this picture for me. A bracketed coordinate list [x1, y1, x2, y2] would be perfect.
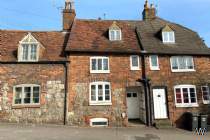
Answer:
[90, 118, 108, 127]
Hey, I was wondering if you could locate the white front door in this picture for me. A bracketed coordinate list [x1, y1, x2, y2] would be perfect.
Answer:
[153, 89, 168, 119]
[127, 92, 140, 119]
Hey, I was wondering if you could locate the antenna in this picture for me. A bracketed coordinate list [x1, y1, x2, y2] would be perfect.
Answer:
[103, 13, 106, 20]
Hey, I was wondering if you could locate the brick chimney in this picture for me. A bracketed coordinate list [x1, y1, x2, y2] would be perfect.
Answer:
[63, 0, 76, 31]
[142, 0, 156, 21]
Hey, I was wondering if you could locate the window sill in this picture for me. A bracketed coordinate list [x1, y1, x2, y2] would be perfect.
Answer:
[171, 69, 196, 73]
[131, 68, 140, 71]
[89, 102, 112, 106]
[175, 104, 199, 108]
[150, 68, 160, 71]
[90, 70, 110, 74]
[203, 101, 210, 105]
[12, 104, 41, 109]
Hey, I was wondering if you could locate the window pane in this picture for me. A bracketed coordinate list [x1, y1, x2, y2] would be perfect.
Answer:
[202, 86, 210, 101]
[22, 44, 29, 60]
[175, 88, 182, 103]
[92, 59, 97, 70]
[103, 58, 109, 70]
[116, 30, 121, 40]
[189, 88, 196, 103]
[151, 55, 158, 67]
[169, 32, 174, 42]
[132, 56, 139, 67]
[33, 86, 40, 103]
[182, 88, 189, 103]
[98, 59, 102, 70]
[105, 85, 110, 101]
[171, 57, 178, 69]
[15, 87, 22, 104]
[127, 93, 131, 98]
[186, 57, 193, 69]
[30, 44, 37, 60]
[91, 85, 96, 101]
[178, 57, 186, 69]
[24, 87, 31, 104]
[110, 31, 115, 40]
[163, 32, 168, 42]
[98, 85, 103, 101]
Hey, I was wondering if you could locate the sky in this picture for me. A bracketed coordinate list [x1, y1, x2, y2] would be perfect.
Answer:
[0, 0, 210, 47]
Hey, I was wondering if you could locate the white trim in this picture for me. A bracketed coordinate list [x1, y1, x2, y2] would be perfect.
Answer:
[162, 31, 175, 43]
[13, 84, 41, 106]
[130, 55, 140, 70]
[201, 86, 210, 104]
[109, 29, 122, 41]
[89, 82, 112, 106]
[90, 118, 108, 127]
[149, 55, 160, 70]
[90, 57, 110, 74]
[18, 33, 40, 62]
[174, 85, 198, 108]
[170, 56, 195, 72]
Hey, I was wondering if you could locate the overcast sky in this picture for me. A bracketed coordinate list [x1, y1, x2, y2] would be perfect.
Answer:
[0, 0, 209, 47]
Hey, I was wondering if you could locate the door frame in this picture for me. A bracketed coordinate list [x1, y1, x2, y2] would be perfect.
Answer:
[152, 86, 169, 120]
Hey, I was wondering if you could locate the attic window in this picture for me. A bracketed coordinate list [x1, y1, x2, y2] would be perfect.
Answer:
[162, 25, 175, 43]
[18, 33, 40, 62]
[109, 21, 122, 41]
[162, 31, 175, 43]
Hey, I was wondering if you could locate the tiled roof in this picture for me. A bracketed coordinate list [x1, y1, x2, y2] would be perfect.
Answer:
[65, 19, 141, 54]
[136, 18, 210, 55]
[0, 30, 67, 62]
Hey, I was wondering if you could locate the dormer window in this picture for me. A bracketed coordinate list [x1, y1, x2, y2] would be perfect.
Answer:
[18, 33, 41, 62]
[162, 25, 175, 43]
[109, 21, 122, 41]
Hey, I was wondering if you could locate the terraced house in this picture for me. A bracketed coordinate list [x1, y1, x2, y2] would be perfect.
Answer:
[0, 0, 209, 128]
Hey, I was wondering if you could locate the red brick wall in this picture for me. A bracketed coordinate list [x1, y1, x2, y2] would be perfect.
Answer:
[145, 55, 210, 127]
[67, 54, 142, 126]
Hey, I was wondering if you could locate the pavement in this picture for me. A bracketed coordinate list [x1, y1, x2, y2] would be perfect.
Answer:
[0, 123, 209, 140]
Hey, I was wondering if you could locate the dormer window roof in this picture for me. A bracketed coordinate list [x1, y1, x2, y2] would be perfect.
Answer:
[109, 21, 122, 41]
[18, 33, 42, 62]
[162, 25, 175, 43]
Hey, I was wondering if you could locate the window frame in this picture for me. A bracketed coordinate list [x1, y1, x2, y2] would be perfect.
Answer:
[174, 85, 198, 108]
[89, 82, 112, 106]
[149, 55, 160, 70]
[19, 43, 39, 62]
[130, 55, 140, 70]
[170, 56, 195, 72]
[13, 84, 41, 106]
[90, 57, 110, 74]
[162, 31, 175, 43]
[201, 86, 210, 104]
[109, 29, 122, 41]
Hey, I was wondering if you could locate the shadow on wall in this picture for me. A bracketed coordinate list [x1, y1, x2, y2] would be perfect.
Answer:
[175, 112, 192, 131]
[133, 134, 160, 140]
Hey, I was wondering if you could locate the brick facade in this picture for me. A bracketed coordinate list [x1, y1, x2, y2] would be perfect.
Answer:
[0, 64, 65, 124]
[67, 54, 143, 126]
[145, 56, 210, 127]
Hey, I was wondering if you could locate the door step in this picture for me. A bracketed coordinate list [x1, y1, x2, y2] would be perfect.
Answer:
[155, 119, 173, 129]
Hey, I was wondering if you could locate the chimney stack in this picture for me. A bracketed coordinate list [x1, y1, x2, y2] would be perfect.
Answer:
[63, 0, 76, 31]
[142, 0, 156, 21]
